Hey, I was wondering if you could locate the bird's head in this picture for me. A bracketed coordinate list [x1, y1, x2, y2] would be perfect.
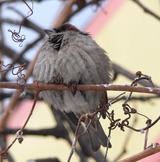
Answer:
[44, 23, 81, 36]
[44, 23, 88, 51]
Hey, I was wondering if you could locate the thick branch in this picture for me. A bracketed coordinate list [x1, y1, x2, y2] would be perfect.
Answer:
[119, 144, 160, 162]
[0, 82, 160, 94]
[52, 0, 77, 27]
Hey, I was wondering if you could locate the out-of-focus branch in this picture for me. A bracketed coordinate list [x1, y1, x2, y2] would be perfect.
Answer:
[27, 158, 60, 162]
[0, 42, 29, 64]
[3, 5, 44, 35]
[1, 127, 69, 138]
[52, 0, 105, 27]
[112, 63, 157, 87]
[119, 144, 160, 162]
[0, 54, 38, 129]
[1, 36, 43, 81]
[52, 0, 77, 27]
[132, 0, 160, 21]
[62, 0, 106, 23]
[0, 5, 3, 43]
[113, 116, 138, 161]
[0, 91, 34, 100]
[0, 6, 45, 81]
[0, 18, 44, 35]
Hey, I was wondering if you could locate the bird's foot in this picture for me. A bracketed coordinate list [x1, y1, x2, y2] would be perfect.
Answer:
[67, 81, 77, 96]
[33, 80, 42, 92]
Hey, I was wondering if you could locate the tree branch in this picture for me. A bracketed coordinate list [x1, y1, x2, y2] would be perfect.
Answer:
[119, 144, 160, 162]
[132, 0, 160, 21]
[0, 82, 159, 95]
[1, 127, 69, 139]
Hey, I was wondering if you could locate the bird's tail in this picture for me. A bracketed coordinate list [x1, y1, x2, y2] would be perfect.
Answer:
[87, 120, 111, 151]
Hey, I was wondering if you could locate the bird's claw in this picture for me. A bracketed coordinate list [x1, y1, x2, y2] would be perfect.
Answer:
[67, 81, 77, 96]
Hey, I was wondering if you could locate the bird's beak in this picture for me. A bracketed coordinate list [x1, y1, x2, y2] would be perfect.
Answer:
[44, 29, 55, 36]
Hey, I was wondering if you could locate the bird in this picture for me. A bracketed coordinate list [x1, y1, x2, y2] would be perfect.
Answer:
[33, 23, 112, 151]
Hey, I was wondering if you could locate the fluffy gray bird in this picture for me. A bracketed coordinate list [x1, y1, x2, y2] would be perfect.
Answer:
[33, 23, 112, 151]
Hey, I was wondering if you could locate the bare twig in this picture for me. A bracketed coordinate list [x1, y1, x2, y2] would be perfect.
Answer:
[0, 46, 39, 129]
[1, 36, 44, 81]
[0, 91, 38, 156]
[0, 82, 160, 95]
[0, 42, 28, 64]
[144, 119, 152, 150]
[0, 127, 69, 138]
[132, 0, 160, 21]
[113, 116, 138, 161]
[8, 0, 33, 46]
[67, 114, 91, 162]
[122, 116, 160, 132]
[119, 143, 160, 162]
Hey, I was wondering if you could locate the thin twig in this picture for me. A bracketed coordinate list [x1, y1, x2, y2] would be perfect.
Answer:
[123, 116, 160, 132]
[0, 91, 38, 156]
[144, 119, 152, 150]
[132, 0, 160, 21]
[113, 116, 138, 161]
[67, 115, 83, 162]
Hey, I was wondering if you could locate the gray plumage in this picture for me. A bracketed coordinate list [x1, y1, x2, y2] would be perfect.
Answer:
[33, 23, 112, 151]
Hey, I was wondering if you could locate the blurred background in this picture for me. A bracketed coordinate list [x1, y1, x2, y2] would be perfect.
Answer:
[1, 0, 160, 162]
